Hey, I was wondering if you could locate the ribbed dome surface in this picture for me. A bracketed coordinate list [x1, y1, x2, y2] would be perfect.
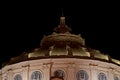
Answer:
[29, 16, 87, 57]
[2, 16, 120, 67]
[41, 33, 85, 48]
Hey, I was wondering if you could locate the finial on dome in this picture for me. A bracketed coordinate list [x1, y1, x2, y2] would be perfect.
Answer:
[54, 9, 71, 33]
[60, 16, 65, 26]
[60, 8, 65, 25]
[61, 8, 64, 17]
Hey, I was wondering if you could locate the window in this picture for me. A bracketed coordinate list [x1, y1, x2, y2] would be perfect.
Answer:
[14, 74, 22, 80]
[98, 73, 107, 80]
[76, 70, 88, 80]
[114, 76, 119, 80]
[31, 71, 42, 80]
[4, 78, 7, 80]
[54, 70, 65, 79]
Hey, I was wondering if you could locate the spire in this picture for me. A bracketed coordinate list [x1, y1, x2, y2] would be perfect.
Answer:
[60, 8, 65, 26]
[61, 8, 64, 17]
[60, 16, 65, 26]
[54, 10, 71, 33]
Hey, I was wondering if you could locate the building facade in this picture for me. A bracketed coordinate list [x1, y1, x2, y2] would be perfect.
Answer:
[0, 16, 120, 80]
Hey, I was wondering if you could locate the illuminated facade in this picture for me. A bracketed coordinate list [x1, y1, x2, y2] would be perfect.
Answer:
[0, 16, 120, 80]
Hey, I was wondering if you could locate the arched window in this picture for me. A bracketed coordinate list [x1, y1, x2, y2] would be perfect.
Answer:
[4, 77, 7, 80]
[114, 76, 119, 80]
[76, 70, 88, 80]
[14, 74, 22, 80]
[54, 70, 65, 79]
[98, 73, 107, 80]
[31, 71, 42, 80]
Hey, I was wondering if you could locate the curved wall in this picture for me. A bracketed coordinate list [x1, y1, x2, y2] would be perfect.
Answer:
[0, 58, 120, 80]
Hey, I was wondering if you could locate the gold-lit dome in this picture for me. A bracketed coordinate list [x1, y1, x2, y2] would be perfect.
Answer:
[29, 16, 86, 57]
[1, 14, 120, 80]
[40, 16, 85, 48]
[2, 16, 120, 67]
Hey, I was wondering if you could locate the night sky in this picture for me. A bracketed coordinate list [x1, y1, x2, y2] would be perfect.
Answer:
[0, 2, 120, 68]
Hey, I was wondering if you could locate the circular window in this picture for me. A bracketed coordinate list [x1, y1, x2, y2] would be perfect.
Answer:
[14, 74, 22, 80]
[54, 70, 65, 79]
[98, 72, 107, 80]
[76, 70, 88, 80]
[31, 71, 42, 80]
[114, 76, 119, 80]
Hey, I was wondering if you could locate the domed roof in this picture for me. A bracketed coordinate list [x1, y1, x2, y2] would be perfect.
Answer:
[29, 16, 87, 57]
[2, 16, 120, 67]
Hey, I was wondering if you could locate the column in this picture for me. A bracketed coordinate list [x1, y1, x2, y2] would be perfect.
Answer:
[42, 62, 53, 80]
[108, 67, 114, 80]
[22, 65, 29, 80]
[8, 69, 13, 80]
[67, 63, 75, 80]
[89, 63, 98, 80]
[0, 70, 1, 80]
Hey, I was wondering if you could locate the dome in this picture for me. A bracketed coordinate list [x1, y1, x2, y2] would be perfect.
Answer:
[2, 16, 120, 67]
[1, 15, 120, 80]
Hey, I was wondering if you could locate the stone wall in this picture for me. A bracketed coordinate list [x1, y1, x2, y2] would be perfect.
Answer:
[0, 70, 1, 80]
[0, 58, 120, 80]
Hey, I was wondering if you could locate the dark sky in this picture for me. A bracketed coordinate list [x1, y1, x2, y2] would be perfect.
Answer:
[0, 2, 120, 68]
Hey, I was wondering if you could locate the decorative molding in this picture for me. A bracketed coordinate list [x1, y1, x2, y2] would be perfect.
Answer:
[89, 63, 98, 66]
